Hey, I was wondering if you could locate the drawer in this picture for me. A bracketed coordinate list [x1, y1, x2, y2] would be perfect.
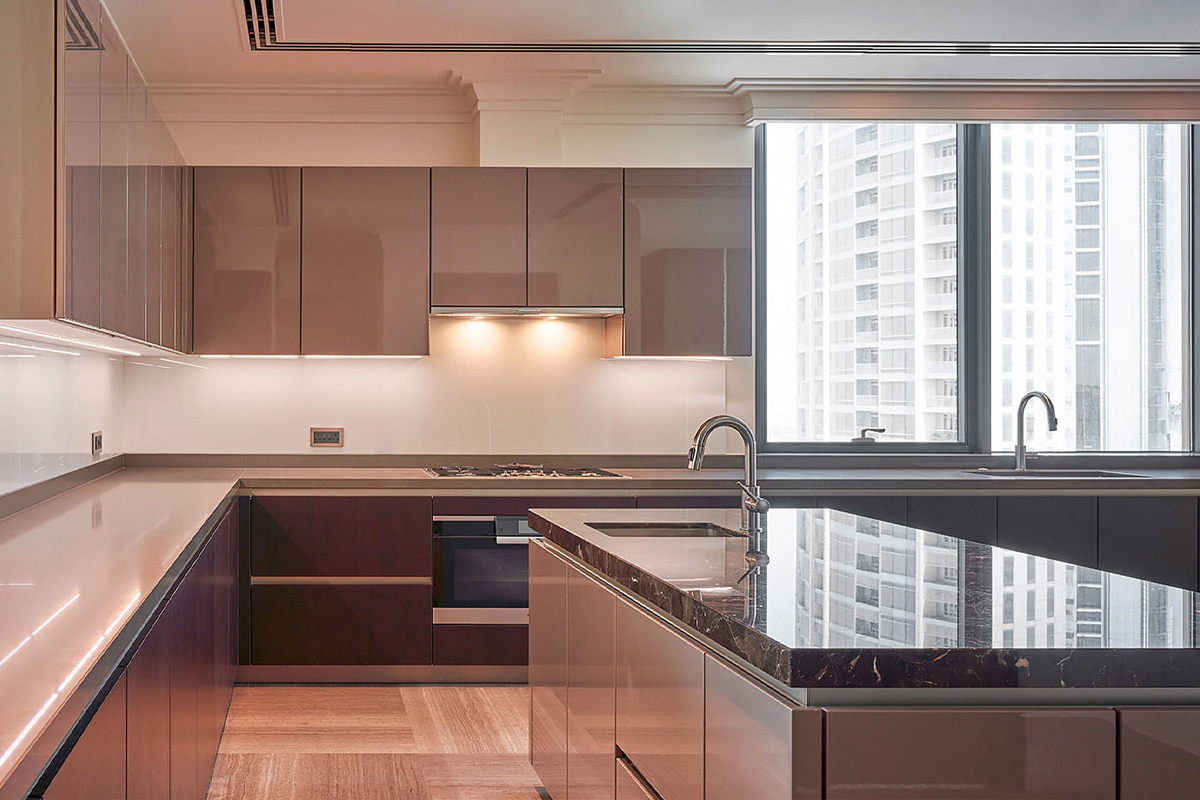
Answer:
[432, 624, 528, 666]
[1118, 707, 1200, 799]
[997, 497, 1098, 566]
[250, 583, 432, 665]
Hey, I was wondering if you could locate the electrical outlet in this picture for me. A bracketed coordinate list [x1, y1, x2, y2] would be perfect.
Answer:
[310, 427, 344, 448]
[91, 431, 103, 456]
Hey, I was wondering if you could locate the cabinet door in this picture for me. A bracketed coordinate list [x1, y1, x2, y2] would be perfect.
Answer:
[997, 496, 1099, 567]
[127, 614, 171, 800]
[528, 167, 624, 308]
[42, 673, 127, 800]
[616, 759, 657, 800]
[433, 624, 528, 665]
[615, 598, 705, 800]
[124, 67, 148, 340]
[98, 7, 128, 335]
[1118, 708, 1200, 799]
[64, 0, 102, 327]
[529, 542, 569, 798]
[193, 166, 301, 354]
[619, 168, 752, 356]
[1098, 497, 1198, 590]
[161, 164, 181, 350]
[431, 167, 527, 307]
[251, 496, 433, 577]
[251, 583, 432, 665]
[568, 562, 617, 800]
[302, 167, 431, 355]
[825, 707, 1116, 799]
[907, 496, 998, 545]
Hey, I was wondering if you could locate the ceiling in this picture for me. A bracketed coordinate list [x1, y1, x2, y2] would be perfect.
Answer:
[102, 0, 1200, 90]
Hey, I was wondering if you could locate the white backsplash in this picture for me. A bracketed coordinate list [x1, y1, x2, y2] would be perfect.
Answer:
[0, 339, 124, 495]
[121, 318, 750, 455]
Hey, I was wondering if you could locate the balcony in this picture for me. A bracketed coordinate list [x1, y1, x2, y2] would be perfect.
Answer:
[924, 326, 957, 343]
[926, 189, 956, 208]
[924, 224, 957, 242]
[926, 155, 957, 175]
[925, 291, 956, 311]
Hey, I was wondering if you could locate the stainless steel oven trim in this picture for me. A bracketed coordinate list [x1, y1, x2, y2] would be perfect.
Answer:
[495, 536, 530, 545]
[432, 607, 530, 625]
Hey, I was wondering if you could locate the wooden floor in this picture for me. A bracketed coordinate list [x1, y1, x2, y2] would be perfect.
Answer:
[207, 685, 545, 800]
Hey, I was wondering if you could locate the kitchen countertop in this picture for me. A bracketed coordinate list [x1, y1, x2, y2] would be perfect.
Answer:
[529, 506, 1200, 703]
[0, 468, 241, 796]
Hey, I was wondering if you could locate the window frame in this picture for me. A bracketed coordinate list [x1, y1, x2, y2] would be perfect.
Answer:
[755, 122, 1196, 455]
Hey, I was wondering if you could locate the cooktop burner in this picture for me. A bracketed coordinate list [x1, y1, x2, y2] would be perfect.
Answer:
[425, 464, 624, 478]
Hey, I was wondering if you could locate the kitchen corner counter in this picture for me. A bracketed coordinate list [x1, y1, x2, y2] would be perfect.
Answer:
[0, 468, 242, 798]
[529, 506, 1200, 704]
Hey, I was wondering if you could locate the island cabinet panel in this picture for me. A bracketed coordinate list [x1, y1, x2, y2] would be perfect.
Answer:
[193, 166, 301, 354]
[567, 562, 617, 800]
[704, 656, 823, 800]
[250, 584, 432, 665]
[615, 598, 705, 800]
[527, 167, 625, 308]
[1098, 497, 1199, 590]
[997, 497, 1099, 567]
[825, 707, 1117, 799]
[301, 167, 431, 355]
[529, 542, 569, 799]
[431, 167, 527, 307]
[250, 496, 433, 577]
[41, 674, 128, 800]
[615, 168, 752, 357]
[907, 496, 999, 545]
[1118, 708, 1200, 799]
[127, 616, 172, 800]
[821, 496, 908, 527]
[616, 759, 657, 800]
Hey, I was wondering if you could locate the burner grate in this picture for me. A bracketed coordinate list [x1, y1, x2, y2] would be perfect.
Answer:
[426, 464, 623, 478]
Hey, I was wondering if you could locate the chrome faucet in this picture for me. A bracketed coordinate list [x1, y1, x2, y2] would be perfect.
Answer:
[688, 416, 771, 571]
[1015, 391, 1058, 470]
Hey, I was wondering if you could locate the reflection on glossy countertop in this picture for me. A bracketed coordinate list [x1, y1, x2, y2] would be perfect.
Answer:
[0, 468, 241, 791]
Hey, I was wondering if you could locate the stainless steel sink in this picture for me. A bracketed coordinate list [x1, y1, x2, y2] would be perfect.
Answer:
[587, 522, 746, 538]
[963, 468, 1145, 479]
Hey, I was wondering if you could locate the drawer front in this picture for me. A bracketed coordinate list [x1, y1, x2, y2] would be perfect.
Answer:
[617, 759, 658, 800]
[997, 496, 1099, 567]
[529, 542, 569, 799]
[251, 496, 432, 577]
[250, 584, 432, 665]
[567, 563, 617, 800]
[433, 624, 528, 666]
[1118, 708, 1200, 799]
[616, 599, 705, 800]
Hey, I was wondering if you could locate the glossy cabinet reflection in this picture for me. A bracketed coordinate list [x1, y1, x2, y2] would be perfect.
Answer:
[64, 0, 103, 328]
[301, 167, 431, 354]
[431, 167, 527, 307]
[615, 598, 705, 800]
[616, 759, 656, 800]
[193, 167, 301, 354]
[528, 167, 624, 308]
[567, 561, 617, 800]
[1118, 708, 1200, 799]
[825, 707, 1117, 799]
[124, 70, 148, 341]
[529, 542, 569, 799]
[98, 5, 129, 335]
[127, 614, 171, 800]
[610, 168, 752, 357]
[41, 674, 128, 800]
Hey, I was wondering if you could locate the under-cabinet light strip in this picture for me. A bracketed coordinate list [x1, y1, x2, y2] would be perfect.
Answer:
[0, 324, 141, 356]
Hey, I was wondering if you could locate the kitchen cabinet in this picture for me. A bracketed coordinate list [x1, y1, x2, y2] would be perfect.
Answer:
[301, 167, 431, 355]
[528, 167, 625, 308]
[997, 496, 1099, 567]
[124, 69, 148, 341]
[1118, 708, 1200, 799]
[63, 0, 103, 328]
[705, 656, 823, 800]
[1098, 497, 1198, 590]
[41, 674, 128, 800]
[433, 624, 528, 665]
[609, 168, 752, 357]
[529, 542, 569, 799]
[250, 496, 433, 577]
[821, 496, 909, 527]
[98, 8, 129, 336]
[824, 707, 1116, 799]
[432, 495, 636, 516]
[127, 616, 172, 800]
[616, 759, 657, 800]
[193, 166, 301, 354]
[431, 167, 527, 307]
[907, 495, 998, 545]
[615, 597, 705, 800]
[567, 561, 617, 800]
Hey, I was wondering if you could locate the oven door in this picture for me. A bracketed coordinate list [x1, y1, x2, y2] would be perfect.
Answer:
[432, 516, 530, 623]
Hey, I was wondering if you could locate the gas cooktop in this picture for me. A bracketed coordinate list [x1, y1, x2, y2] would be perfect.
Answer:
[425, 464, 625, 478]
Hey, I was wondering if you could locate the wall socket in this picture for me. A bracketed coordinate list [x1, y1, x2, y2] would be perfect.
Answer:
[91, 431, 103, 456]
[310, 427, 344, 448]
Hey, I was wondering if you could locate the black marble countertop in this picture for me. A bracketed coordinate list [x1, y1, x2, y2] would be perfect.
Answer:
[529, 507, 1200, 693]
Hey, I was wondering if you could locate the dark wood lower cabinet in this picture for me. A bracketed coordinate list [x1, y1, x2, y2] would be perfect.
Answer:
[433, 624, 527, 666]
[250, 583, 433, 665]
[42, 674, 127, 800]
[127, 618, 171, 800]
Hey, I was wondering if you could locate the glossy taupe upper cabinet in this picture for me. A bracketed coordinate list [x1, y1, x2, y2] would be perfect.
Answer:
[611, 168, 752, 357]
[98, 6, 129, 336]
[301, 168, 431, 355]
[193, 167, 301, 354]
[63, 0, 102, 328]
[431, 167, 527, 307]
[527, 168, 624, 308]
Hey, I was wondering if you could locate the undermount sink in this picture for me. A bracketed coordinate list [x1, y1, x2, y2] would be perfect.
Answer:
[587, 522, 746, 538]
[963, 468, 1145, 479]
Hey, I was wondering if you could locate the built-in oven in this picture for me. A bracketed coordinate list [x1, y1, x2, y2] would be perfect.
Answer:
[432, 515, 530, 625]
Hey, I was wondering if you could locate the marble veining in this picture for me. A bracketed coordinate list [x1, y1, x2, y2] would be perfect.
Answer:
[529, 507, 1200, 690]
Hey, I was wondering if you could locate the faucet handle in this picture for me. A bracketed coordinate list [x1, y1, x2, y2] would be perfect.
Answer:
[739, 483, 771, 513]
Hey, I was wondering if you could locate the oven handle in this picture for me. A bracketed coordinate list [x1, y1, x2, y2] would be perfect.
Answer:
[496, 536, 530, 545]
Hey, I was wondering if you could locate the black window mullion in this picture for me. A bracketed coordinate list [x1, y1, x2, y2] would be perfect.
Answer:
[959, 123, 991, 455]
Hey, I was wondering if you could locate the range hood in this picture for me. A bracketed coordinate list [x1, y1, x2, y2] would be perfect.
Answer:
[430, 306, 623, 318]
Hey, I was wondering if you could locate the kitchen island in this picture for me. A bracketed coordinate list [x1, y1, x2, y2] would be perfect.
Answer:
[528, 506, 1200, 799]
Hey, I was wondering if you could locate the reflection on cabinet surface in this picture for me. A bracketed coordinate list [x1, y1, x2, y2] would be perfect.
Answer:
[64, 0, 103, 328]
[1118, 708, 1200, 799]
[612, 167, 752, 357]
[529, 542, 569, 799]
[431, 167, 527, 307]
[616, 759, 657, 800]
[528, 167, 624, 308]
[301, 167, 431, 355]
[193, 166, 301, 354]
[41, 675, 127, 800]
[567, 561, 617, 800]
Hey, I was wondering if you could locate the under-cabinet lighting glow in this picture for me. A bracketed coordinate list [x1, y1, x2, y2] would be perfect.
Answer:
[0, 340, 81, 357]
[197, 355, 301, 359]
[128, 361, 170, 370]
[0, 354, 36, 359]
[610, 355, 734, 362]
[0, 323, 141, 356]
[159, 358, 209, 369]
[301, 355, 424, 360]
